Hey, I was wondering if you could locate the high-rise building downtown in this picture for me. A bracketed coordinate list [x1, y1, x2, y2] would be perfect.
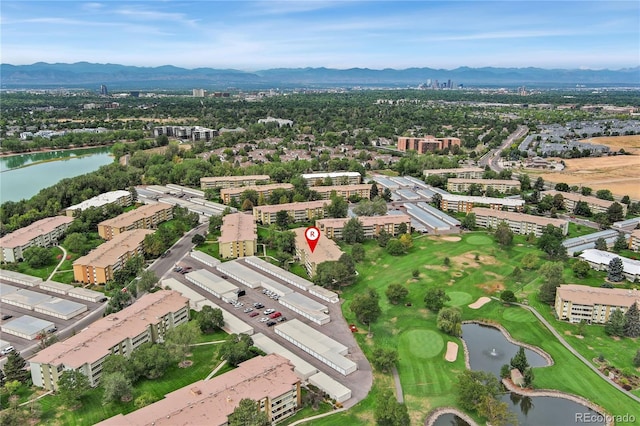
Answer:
[100, 84, 108, 95]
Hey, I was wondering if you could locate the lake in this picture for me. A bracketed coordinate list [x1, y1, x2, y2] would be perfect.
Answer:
[0, 147, 114, 203]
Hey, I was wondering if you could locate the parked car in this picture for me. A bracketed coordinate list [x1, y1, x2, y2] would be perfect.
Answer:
[269, 312, 282, 319]
[277, 316, 287, 322]
[249, 311, 260, 317]
[266, 321, 277, 327]
[243, 308, 253, 313]
[0, 346, 15, 356]
[263, 309, 275, 315]
[259, 317, 269, 322]
[1, 314, 13, 321]
[253, 303, 264, 309]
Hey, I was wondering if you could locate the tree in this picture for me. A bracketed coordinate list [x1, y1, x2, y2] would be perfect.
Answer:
[510, 347, 529, 373]
[22, 246, 51, 268]
[350, 288, 381, 330]
[621, 195, 631, 205]
[554, 182, 570, 192]
[538, 261, 564, 304]
[136, 269, 159, 294]
[537, 225, 567, 260]
[431, 193, 443, 210]
[606, 202, 624, 223]
[385, 283, 408, 304]
[500, 290, 517, 303]
[209, 214, 223, 233]
[101, 354, 136, 382]
[456, 370, 502, 411]
[534, 177, 545, 191]
[351, 243, 365, 262]
[604, 308, 626, 337]
[57, 370, 90, 409]
[424, 287, 450, 312]
[523, 367, 535, 388]
[3, 352, 28, 383]
[477, 394, 518, 426]
[101, 372, 133, 404]
[624, 302, 640, 338]
[607, 257, 624, 282]
[377, 229, 391, 247]
[596, 189, 614, 201]
[572, 260, 590, 279]
[374, 389, 410, 426]
[437, 307, 462, 336]
[633, 350, 640, 368]
[461, 213, 476, 230]
[494, 221, 513, 247]
[129, 343, 172, 379]
[386, 239, 406, 255]
[164, 321, 199, 363]
[613, 234, 628, 253]
[241, 198, 254, 211]
[36, 331, 58, 349]
[198, 305, 224, 333]
[191, 233, 205, 245]
[397, 222, 408, 235]
[275, 210, 290, 230]
[594, 237, 608, 251]
[519, 174, 531, 191]
[327, 195, 348, 218]
[219, 333, 255, 367]
[343, 218, 364, 244]
[63, 232, 89, 255]
[382, 188, 392, 202]
[573, 201, 592, 217]
[370, 182, 379, 200]
[228, 398, 270, 426]
[552, 193, 565, 210]
[371, 347, 399, 373]
[521, 253, 538, 270]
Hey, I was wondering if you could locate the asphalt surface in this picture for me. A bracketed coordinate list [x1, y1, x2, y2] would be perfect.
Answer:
[479, 125, 529, 172]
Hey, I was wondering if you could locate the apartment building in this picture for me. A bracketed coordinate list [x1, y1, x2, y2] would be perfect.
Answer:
[200, 175, 270, 189]
[253, 200, 328, 225]
[440, 194, 524, 213]
[97, 354, 300, 426]
[218, 213, 257, 259]
[397, 136, 461, 153]
[64, 190, 133, 217]
[302, 171, 362, 186]
[630, 229, 640, 251]
[578, 249, 640, 282]
[555, 284, 640, 324]
[30, 290, 189, 390]
[311, 184, 371, 201]
[0, 216, 74, 263]
[153, 125, 218, 142]
[97, 203, 173, 240]
[316, 214, 411, 240]
[220, 183, 294, 204]
[447, 178, 520, 194]
[73, 229, 154, 284]
[294, 228, 343, 277]
[543, 190, 626, 215]
[472, 207, 569, 237]
[423, 167, 485, 179]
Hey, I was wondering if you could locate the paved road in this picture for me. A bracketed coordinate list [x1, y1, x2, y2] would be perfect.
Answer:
[558, 214, 601, 230]
[149, 222, 208, 279]
[479, 125, 529, 172]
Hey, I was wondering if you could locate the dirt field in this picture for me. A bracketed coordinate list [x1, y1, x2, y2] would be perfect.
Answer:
[529, 135, 640, 198]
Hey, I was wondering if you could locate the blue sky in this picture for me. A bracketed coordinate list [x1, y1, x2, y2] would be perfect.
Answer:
[1, 1, 638, 70]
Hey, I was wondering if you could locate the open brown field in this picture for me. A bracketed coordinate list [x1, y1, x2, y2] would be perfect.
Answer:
[528, 135, 640, 199]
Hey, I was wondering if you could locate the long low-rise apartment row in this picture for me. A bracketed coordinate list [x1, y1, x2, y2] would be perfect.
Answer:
[301, 171, 362, 186]
[555, 284, 640, 324]
[543, 190, 626, 215]
[220, 183, 294, 204]
[447, 178, 521, 194]
[472, 207, 569, 236]
[97, 203, 173, 240]
[423, 167, 485, 179]
[578, 249, 640, 282]
[316, 214, 411, 240]
[293, 227, 343, 277]
[0, 216, 74, 263]
[30, 290, 189, 390]
[253, 200, 329, 225]
[73, 229, 154, 284]
[200, 174, 270, 189]
[440, 194, 525, 213]
[64, 190, 133, 217]
[218, 213, 257, 259]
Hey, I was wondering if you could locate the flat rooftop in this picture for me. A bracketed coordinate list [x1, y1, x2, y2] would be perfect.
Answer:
[218, 213, 257, 243]
[0, 216, 73, 248]
[98, 203, 172, 229]
[2, 315, 54, 336]
[65, 190, 131, 211]
[73, 229, 154, 268]
[557, 284, 640, 308]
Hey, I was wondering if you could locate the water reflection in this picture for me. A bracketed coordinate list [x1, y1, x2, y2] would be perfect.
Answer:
[431, 413, 470, 426]
[0, 146, 111, 172]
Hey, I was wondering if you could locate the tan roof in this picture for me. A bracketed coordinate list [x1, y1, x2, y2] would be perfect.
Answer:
[631, 229, 640, 239]
[30, 290, 189, 368]
[472, 207, 567, 227]
[218, 213, 257, 243]
[221, 183, 294, 197]
[201, 175, 270, 183]
[317, 214, 411, 229]
[73, 229, 153, 268]
[544, 190, 617, 208]
[448, 178, 520, 186]
[254, 200, 328, 214]
[98, 203, 172, 229]
[0, 216, 73, 248]
[424, 167, 484, 174]
[97, 354, 298, 426]
[294, 228, 343, 264]
[312, 184, 371, 194]
[556, 284, 640, 308]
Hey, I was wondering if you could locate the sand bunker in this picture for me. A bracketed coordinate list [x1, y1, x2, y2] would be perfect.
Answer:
[445, 341, 458, 362]
[468, 296, 491, 309]
[439, 236, 462, 242]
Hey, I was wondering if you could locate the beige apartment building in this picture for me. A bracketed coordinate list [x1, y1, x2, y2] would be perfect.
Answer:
[0, 216, 74, 263]
[302, 171, 362, 186]
[555, 284, 640, 324]
[253, 200, 328, 225]
[200, 174, 270, 189]
[218, 213, 257, 259]
[397, 136, 461, 153]
[97, 203, 173, 240]
[64, 190, 132, 217]
[447, 178, 521, 194]
[440, 194, 525, 213]
[30, 290, 189, 390]
[543, 190, 626, 215]
[423, 167, 485, 179]
[312, 184, 371, 201]
[97, 354, 300, 426]
[220, 183, 294, 204]
[630, 229, 640, 251]
[293, 227, 343, 277]
[472, 207, 569, 236]
[316, 214, 411, 240]
[73, 229, 154, 284]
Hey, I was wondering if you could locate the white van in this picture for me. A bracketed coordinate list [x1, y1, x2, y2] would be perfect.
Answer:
[1, 346, 15, 355]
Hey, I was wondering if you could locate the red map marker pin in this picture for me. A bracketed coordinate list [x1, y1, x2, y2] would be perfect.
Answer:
[305, 226, 320, 253]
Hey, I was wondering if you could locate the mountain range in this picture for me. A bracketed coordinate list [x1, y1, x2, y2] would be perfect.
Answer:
[1, 62, 639, 90]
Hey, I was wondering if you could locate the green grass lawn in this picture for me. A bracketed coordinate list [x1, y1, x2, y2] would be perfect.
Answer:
[196, 241, 220, 259]
[0, 246, 63, 280]
[567, 221, 599, 238]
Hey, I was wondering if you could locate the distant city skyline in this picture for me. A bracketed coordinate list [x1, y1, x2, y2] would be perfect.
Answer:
[2, 1, 639, 70]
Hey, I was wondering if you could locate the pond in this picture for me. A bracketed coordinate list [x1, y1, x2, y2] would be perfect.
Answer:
[429, 323, 605, 426]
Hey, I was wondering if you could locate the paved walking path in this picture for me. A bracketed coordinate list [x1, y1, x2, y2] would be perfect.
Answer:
[47, 245, 67, 281]
[287, 408, 347, 425]
[204, 360, 227, 381]
[189, 340, 225, 347]
[506, 298, 640, 404]
[391, 366, 404, 403]
[19, 390, 53, 407]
